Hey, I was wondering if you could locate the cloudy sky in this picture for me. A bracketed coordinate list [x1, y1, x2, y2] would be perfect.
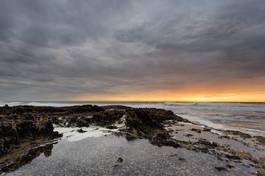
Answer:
[1, 0, 265, 101]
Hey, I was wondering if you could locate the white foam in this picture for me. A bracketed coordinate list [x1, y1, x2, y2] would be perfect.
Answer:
[54, 126, 118, 142]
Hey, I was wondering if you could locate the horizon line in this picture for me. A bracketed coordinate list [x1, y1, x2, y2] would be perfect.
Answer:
[2, 100, 265, 104]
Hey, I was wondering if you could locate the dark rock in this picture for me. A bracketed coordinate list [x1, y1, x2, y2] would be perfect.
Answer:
[161, 139, 182, 148]
[113, 164, 119, 168]
[226, 164, 234, 169]
[106, 125, 118, 129]
[179, 157, 186, 161]
[203, 127, 211, 132]
[67, 105, 104, 114]
[117, 157, 123, 163]
[124, 108, 177, 139]
[191, 128, 202, 133]
[0, 105, 104, 116]
[186, 134, 193, 137]
[192, 139, 218, 153]
[0, 116, 61, 157]
[88, 110, 124, 126]
[226, 130, 252, 139]
[255, 136, 265, 146]
[151, 132, 181, 148]
[197, 139, 218, 148]
[215, 166, 227, 172]
[219, 135, 230, 139]
[225, 154, 240, 160]
[257, 170, 265, 176]
[151, 132, 170, 144]
[77, 129, 86, 133]
[0, 143, 55, 173]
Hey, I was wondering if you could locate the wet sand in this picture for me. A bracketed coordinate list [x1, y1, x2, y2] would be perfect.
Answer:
[6, 136, 258, 176]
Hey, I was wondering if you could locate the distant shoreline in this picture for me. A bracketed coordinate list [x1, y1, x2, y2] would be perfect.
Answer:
[2, 101, 265, 104]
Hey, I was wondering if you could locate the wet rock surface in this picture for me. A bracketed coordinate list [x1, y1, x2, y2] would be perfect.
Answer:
[0, 104, 265, 175]
[0, 141, 56, 173]
[0, 111, 61, 158]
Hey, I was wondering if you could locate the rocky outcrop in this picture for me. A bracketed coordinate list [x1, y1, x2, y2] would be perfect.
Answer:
[0, 104, 103, 115]
[0, 143, 55, 173]
[0, 114, 61, 157]
[122, 108, 180, 140]
[54, 109, 125, 127]
[0, 104, 187, 157]
[0, 104, 190, 173]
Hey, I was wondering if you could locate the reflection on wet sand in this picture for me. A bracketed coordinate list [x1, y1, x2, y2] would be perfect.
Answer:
[0, 140, 56, 173]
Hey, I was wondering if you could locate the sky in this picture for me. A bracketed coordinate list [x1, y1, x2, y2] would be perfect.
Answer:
[0, 0, 265, 102]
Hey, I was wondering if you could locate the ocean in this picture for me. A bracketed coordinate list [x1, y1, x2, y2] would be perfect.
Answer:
[1, 101, 265, 136]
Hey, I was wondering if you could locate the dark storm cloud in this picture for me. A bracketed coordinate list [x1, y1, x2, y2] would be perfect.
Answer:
[0, 0, 265, 100]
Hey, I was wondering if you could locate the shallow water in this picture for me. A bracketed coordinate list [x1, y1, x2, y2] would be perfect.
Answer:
[6, 135, 257, 176]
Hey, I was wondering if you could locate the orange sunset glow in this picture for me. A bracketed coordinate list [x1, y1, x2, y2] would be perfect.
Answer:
[75, 86, 265, 102]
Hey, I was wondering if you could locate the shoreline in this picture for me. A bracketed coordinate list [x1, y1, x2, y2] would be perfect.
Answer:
[1, 101, 264, 137]
[1, 104, 265, 175]
[178, 114, 265, 137]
